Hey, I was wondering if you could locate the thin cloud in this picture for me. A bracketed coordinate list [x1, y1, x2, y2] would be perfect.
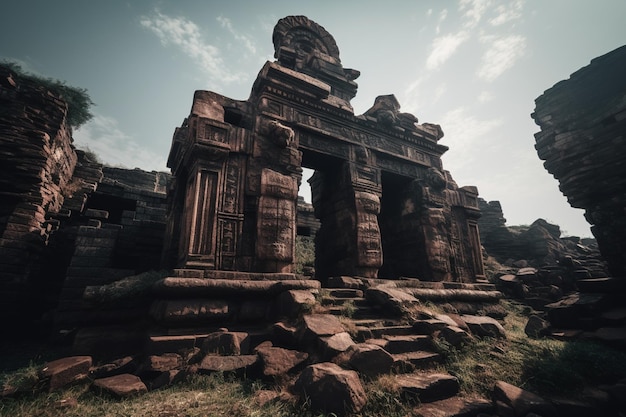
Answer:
[426, 31, 470, 70]
[477, 34, 526, 81]
[440, 107, 503, 166]
[217, 15, 257, 55]
[74, 113, 167, 172]
[140, 10, 246, 84]
[478, 90, 494, 103]
[459, 0, 492, 29]
[436, 9, 448, 34]
[490, 0, 524, 26]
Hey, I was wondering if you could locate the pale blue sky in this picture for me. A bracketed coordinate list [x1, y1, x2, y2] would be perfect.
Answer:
[2, 1, 625, 238]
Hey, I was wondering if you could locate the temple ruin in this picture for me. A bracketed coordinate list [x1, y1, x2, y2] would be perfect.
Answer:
[163, 15, 484, 283]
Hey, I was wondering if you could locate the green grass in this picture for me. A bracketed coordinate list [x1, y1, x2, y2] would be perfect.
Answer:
[438, 300, 626, 397]
[3, 300, 626, 416]
[0, 371, 411, 417]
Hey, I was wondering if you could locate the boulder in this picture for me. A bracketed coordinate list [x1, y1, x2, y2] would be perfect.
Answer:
[334, 343, 394, 378]
[525, 315, 550, 338]
[461, 315, 506, 338]
[435, 325, 471, 347]
[40, 356, 92, 392]
[202, 331, 250, 355]
[93, 374, 148, 398]
[254, 342, 308, 377]
[320, 331, 355, 357]
[493, 380, 557, 417]
[294, 362, 367, 414]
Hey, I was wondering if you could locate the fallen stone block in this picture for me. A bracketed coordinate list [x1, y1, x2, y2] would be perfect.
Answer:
[93, 374, 148, 398]
[525, 315, 550, 338]
[461, 315, 506, 338]
[40, 356, 92, 392]
[142, 353, 183, 373]
[334, 343, 394, 378]
[202, 330, 250, 355]
[320, 331, 355, 358]
[396, 372, 459, 403]
[197, 355, 259, 376]
[493, 380, 557, 417]
[254, 341, 308, 377]
[294, 362, 367, 415]
[301, 314, 345, 341]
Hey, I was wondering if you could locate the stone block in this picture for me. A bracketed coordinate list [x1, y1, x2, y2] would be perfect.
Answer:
[254, 341, 309, 376]
[396, 373, 460, 403]
[202, 331, 250, 355]
[40, 356, 92, 392]
[294, 362, 367, 415]
[93, 374, 148, 398]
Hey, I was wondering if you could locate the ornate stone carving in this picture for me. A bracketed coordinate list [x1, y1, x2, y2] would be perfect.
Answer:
[163, 15, 484, 282]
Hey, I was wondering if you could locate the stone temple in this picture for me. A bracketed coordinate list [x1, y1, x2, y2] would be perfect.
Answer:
[162, 15, 484, 283]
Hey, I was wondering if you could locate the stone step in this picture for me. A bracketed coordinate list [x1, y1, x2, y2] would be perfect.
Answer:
[366, 335, 432, 354]
[327, 288, 364, 298]
[395, 372, 460, 403]
[326, 305, 378, 319]
[152, 277, 321, 297]
[368, 325, 416, 338]
[320, 297, 368, 307]
[392, 351, 441, 372]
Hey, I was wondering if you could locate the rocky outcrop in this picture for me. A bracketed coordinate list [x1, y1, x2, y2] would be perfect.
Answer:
[532, 45, 626, 277]
[478, 198, 604, 270]
[0, 64, 78, 331]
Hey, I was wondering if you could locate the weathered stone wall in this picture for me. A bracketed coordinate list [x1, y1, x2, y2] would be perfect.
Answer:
[533, 45, 626, 277]
[52, 162, 170, 328]
[0, 64, 78, 331]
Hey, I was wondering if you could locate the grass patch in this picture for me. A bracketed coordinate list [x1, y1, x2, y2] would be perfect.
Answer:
[0, 371, 414, 417]
[439, 300, 626, 397]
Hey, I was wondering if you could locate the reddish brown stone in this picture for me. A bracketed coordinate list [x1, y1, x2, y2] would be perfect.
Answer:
[40, 356, 92, 392]
[301, 314, 345, 338]
[93, 374, 148, 398]
[335, 343, 394, 378]
[461, 315, 506, 338]
[493, 380, 557, 417]
[396, 373, 459, 403]
[294, 362, 367, 414]
[202, 331, 250, 355]
[197, 355, 258, 375]
[254, 342, 308, 376]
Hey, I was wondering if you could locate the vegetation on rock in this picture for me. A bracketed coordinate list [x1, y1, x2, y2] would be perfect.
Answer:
[2, 60, 95, 128]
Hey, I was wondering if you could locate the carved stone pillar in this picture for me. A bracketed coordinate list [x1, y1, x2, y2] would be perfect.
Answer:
[256, 168, 298, 273]
[311, 161, 383, 280]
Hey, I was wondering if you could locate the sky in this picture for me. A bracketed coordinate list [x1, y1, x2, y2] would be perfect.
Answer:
[2, 1, 625, 238]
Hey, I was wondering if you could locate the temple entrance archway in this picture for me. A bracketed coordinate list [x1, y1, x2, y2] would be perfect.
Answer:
[163, 15, 485, 283]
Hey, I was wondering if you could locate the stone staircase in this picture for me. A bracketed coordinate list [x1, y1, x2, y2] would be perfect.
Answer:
[72, 273, 508, 415]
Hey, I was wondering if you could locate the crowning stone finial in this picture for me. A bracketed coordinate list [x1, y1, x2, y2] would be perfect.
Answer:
[272, 15, 341, 64]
